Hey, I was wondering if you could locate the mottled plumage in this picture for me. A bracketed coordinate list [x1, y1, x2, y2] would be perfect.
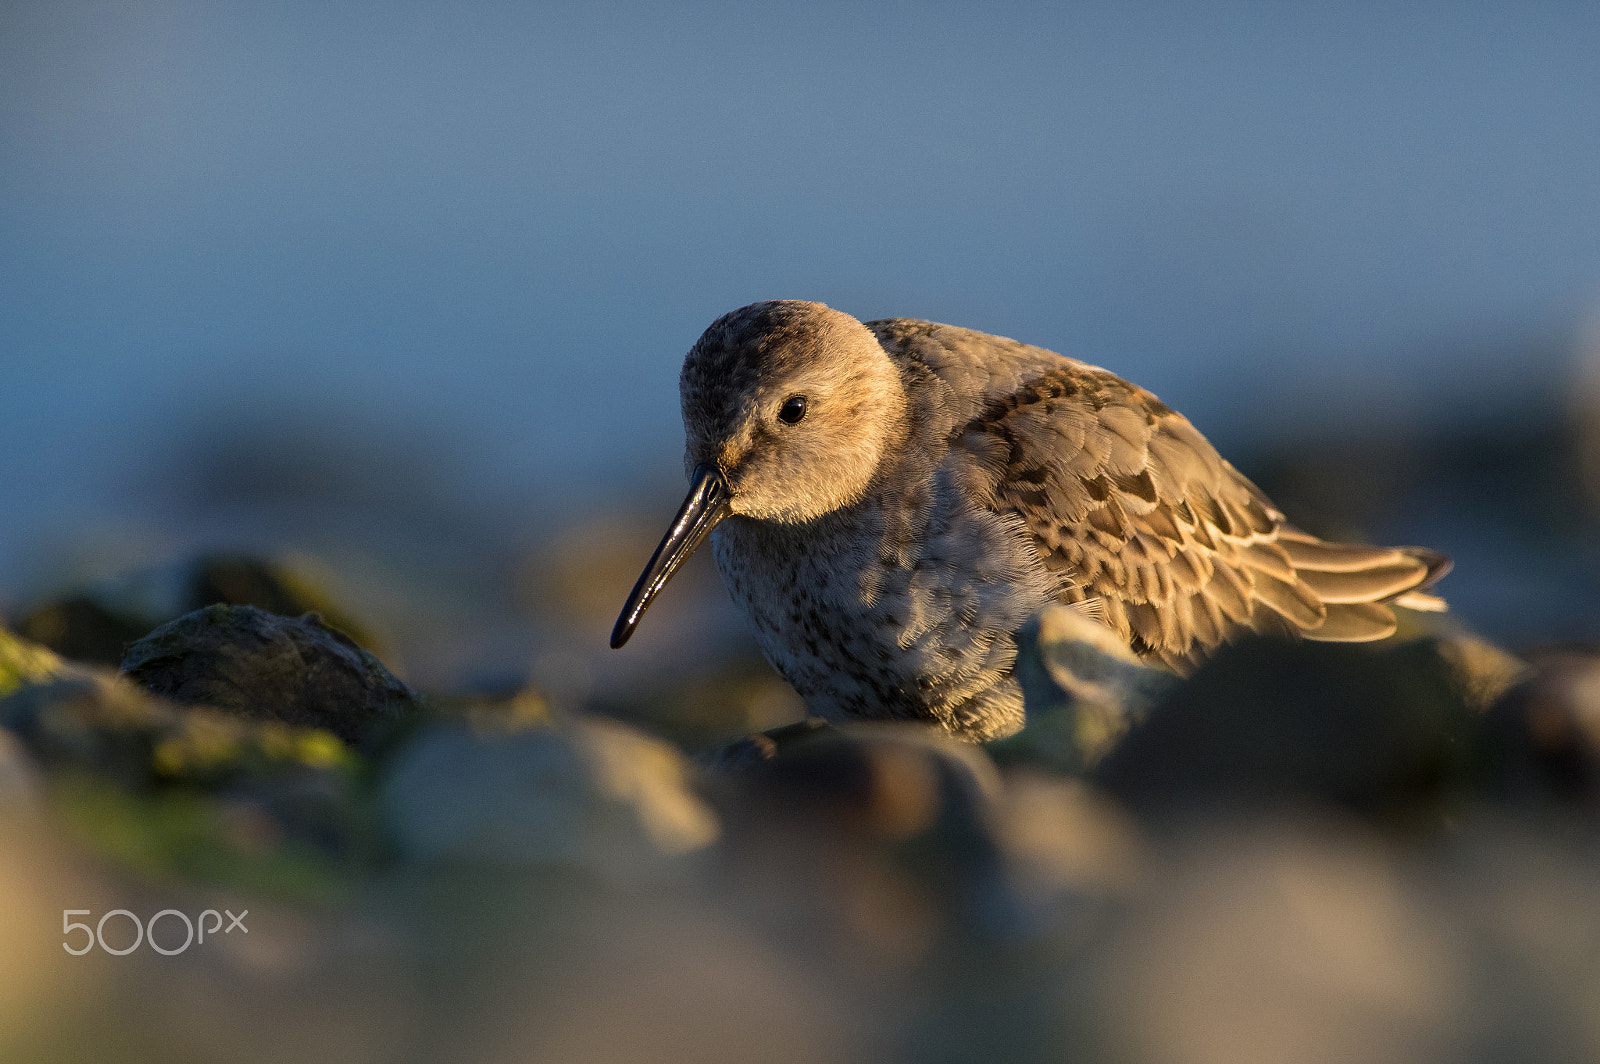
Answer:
[614, 301, 1450, 741]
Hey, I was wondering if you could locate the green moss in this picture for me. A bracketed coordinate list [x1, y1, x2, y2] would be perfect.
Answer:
[47, 773, 357, 904]
[148, 708, 359, 784]
[0, 627, 70, 698]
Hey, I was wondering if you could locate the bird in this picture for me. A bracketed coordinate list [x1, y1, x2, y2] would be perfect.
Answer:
[611, 300, 1451, 742]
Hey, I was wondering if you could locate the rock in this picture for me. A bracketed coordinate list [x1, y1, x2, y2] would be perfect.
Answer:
[185, 553, 382, 654]
[1093, 817, 1466, 1064]
[121, 604, 416, 745]
[999, 605, 1181, 774]
[995, 771, 1147, 903]
[709, 722, 1020, 968]
[0, 728, 41, 811]
[0, 642, 365, 881]
[716, 722, 1002, 845]
[1096, 638, 1481, 825]
[1482, 645, 1600, 810]
[12, 596, 152, 668]
[1, 666, 354, 789]
[1, 670, 173, 786]
[12, 551, 384, 671]
[380, 713, 718, 875]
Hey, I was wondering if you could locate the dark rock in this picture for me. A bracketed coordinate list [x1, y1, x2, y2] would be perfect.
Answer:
[1482, 645, 1600, 810]
[185, 553, 381, 653]
[1096, 638, 1482, 825]
[711, 723, 1019, 966]
[121, 604, 417, 745]
[717, 723, 1001, 847]
[188, 554, 309, 618]
[14, 596, 154, 667]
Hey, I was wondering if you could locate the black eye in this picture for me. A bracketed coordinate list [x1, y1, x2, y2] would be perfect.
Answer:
[778, 395, 808, 424]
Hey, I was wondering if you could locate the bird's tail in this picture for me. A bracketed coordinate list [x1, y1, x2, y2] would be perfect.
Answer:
[1276, 529, 1451, 642]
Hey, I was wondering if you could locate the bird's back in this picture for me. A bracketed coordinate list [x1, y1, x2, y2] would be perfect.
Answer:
[867, 317, 1450, 673]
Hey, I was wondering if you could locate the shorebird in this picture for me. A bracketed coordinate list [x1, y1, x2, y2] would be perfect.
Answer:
[611, 301, 1450, 741]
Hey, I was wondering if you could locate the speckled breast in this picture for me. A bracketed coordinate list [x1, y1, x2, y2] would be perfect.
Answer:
[708, 476, 1056, 741]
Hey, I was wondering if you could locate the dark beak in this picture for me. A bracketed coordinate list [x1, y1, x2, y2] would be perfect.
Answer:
[610, 463, 731, 649]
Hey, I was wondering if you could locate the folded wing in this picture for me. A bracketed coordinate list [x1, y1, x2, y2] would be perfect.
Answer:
[958, 363, 1451, 671]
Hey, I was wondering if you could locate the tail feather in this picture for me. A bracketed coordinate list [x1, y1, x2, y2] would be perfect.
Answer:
[1249, 528, 1450, 644]
[1296, 561, 1436, 604]
[1309, 601, 1399, 641]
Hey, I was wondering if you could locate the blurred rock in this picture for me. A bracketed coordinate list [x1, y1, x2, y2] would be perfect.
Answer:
[186, 553, 383, 654]
[11, 551, 387, 671]
[0, 729, 41, 811]
[380, 713, 718, 877]
[465, 901, 859, 1064]
[121, 605, 416, 745]
[1096, 638, 1481, 824]
[13, 595, 152, 667]
[1483, 645, 1600, 810]
[1443, 822, 1600, 1062]
[1093, 817, 1466, 1064]
[1088, 814, 1600, 1064]
[711, 723, 1015, 971]
[2, 669, 178, 786]
[1000, 605, 1181, 774]
[1, 652, 366, 892]
[995, 771, 1147, 904]
[1, 664, 355, 788]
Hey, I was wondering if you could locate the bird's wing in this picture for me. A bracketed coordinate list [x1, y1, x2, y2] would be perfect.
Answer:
[952, 362, 1450, 671]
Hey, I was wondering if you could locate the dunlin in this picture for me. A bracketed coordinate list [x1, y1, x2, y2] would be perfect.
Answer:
[612, 301, 1450, 741]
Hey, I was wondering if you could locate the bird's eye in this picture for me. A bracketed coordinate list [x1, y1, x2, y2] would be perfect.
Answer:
[778, 395, 808, 424]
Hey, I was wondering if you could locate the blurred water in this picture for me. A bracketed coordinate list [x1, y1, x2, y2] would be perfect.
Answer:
[2, 0, 1599, 631]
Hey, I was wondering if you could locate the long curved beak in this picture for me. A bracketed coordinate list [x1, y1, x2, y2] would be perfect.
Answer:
[610, 463, 731, 649]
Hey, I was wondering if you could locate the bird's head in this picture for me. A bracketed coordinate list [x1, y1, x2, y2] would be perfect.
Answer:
[611, 300, 909, 647]
[680, 300, 909, 522]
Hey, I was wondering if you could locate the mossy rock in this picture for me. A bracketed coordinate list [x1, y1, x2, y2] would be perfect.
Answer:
[121, 604, 418, 746]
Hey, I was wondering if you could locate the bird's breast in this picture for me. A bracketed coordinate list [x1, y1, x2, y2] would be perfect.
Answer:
[709, 474, 1056, 732]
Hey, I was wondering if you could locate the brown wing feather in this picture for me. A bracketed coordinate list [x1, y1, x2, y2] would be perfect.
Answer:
[964, 362, 1450, 671]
